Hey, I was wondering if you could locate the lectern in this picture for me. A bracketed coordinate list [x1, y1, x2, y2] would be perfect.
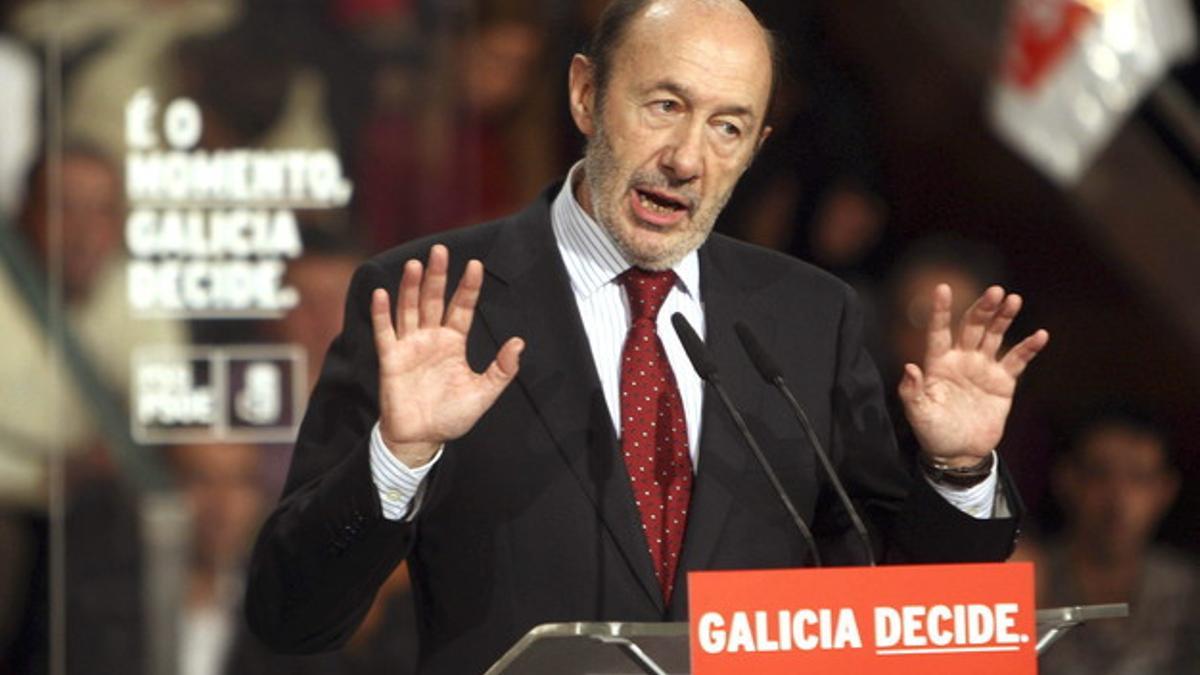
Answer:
[484, 604, 1128, 675]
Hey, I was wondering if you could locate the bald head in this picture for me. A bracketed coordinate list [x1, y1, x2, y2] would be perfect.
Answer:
[586, 0, 779, 115]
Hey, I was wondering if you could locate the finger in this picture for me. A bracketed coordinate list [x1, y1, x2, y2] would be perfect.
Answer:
[958, 285, 1004, 351]
[925, 283, 953, 361]
[419, 244, 449, 328]
[1000, 329, 1050, 378]
[370, 288, 396, 351]
[980, 293, 1022, 357]
[896, 362, 925, 406]
[398, 259, 422, 337]
[444, 259, 484, 334]
[482, 337, 525, 396]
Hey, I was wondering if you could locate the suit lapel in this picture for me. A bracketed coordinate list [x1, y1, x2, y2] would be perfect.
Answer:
[475, 201, 665, 613]
[676, 239, 775, 578]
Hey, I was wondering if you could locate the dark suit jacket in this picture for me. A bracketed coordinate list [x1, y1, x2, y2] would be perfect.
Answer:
[245, 186, 1021, 674]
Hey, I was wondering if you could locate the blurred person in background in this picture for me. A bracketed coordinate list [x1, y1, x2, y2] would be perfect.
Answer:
[168, 441, 419, 675]
[1038, 405, 1199, 675]
[0, 144, 186, 498]
[357, 0, 551, 251]
[881, 234, 1006, 386]
[717, 3, 887, 281]
[170, 27, 294, 153]
[9, 0, 238, 162]
[167, 441, 264, 675]
[0, 143, 187, 673]
[170, 5, 345, 157]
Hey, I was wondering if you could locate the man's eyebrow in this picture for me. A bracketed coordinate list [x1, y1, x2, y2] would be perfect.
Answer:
[647, 80, 757, 120]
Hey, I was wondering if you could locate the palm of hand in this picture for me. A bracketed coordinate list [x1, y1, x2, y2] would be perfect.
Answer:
[379, 327, 495, 443]
[372, 246, 524, 453]
[898, 284, 1048, 466]
[904, 349, 1014, 459]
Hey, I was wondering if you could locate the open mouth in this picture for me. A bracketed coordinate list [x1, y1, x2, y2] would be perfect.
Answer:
[630, 187, 690, 227]
[635, 188, 688, 214]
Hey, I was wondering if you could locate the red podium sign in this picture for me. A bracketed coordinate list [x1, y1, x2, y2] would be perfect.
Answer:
[689, 563, 1036, 675]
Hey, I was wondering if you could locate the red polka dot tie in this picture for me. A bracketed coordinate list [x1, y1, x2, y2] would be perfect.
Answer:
[618, 268, 693, 604]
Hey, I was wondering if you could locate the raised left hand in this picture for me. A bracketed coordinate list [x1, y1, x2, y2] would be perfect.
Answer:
[898, 284, 1049, 468]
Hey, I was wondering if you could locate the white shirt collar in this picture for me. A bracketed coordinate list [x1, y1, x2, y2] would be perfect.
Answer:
[551, 161, 700, 299]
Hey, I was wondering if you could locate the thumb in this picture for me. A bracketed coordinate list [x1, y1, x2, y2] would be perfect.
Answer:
[897, 363, 924, 405]
[483, 337, 524, 392]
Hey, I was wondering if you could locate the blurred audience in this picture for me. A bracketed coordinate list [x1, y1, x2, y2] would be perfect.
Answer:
[166, 440, 419, 675]
[0, 143, 184, 672]
[1037, 405, 1199, 675]
[0, 143, 185, 510]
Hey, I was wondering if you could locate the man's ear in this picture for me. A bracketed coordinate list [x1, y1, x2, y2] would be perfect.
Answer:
[755, 125, 773, 153]
[568, 54, 597, 137]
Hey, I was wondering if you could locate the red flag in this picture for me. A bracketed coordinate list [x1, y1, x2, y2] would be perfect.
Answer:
[990, 0, 1197, 184]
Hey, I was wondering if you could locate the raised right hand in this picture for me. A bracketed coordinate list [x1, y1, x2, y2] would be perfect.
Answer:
[370, 244, 524, 467]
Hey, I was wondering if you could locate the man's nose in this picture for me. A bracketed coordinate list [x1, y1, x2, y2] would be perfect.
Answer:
[661, 122, 704, 183]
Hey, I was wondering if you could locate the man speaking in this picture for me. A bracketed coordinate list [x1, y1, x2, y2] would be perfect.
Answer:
[245, 1, 1049, 672]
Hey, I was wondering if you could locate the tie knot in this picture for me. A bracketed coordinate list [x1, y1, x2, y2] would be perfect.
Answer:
[620, 268, 677, 322]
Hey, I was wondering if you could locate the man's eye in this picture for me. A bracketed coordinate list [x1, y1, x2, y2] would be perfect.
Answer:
[654, 100, 678, 113]
[717, 121, 742, 138]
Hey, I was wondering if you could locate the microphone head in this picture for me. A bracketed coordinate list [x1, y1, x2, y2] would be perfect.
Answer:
[734, 321, 784, 383]
[670, 312, 719, 381]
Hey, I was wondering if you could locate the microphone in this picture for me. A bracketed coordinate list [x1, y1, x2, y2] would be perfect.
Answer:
[670, 313, 822, 567]
[734, 322, 876, 566]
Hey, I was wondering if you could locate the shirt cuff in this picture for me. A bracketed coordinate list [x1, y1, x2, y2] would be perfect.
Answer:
[369, 422, 442, 521]
[925, 450, 999, 519]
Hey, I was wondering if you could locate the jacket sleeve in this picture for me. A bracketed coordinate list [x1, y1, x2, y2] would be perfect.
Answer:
[244, 259, 417, 653]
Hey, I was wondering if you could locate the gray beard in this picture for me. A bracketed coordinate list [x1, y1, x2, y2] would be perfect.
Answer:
[582, 124, 731, 271]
